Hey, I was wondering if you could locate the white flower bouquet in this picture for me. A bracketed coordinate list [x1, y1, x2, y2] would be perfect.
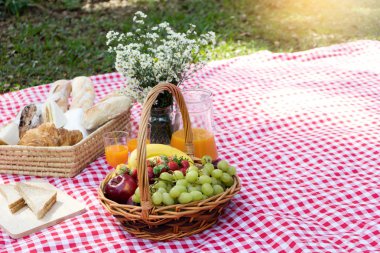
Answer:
[106, 11, 215, 107]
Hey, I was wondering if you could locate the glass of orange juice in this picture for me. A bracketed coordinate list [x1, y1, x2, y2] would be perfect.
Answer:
[171, 89, 218, 160]
[104, 131, 129, 168]
[127, 123, 151, 153]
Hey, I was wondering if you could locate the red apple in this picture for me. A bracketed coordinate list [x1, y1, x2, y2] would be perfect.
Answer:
[104, 174, 137, 204]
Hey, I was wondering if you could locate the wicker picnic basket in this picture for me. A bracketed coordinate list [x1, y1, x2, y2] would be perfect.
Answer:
[98, 83, 241, 241]
[0, 110, 130, 177]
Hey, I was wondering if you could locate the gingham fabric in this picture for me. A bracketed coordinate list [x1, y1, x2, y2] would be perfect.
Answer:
[1, 40, 380, 252]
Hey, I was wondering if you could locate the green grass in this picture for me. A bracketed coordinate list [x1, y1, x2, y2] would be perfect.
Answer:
[1, 0, 380, 93]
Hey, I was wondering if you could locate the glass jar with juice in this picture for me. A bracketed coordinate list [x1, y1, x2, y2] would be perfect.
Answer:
[171, 89, 218, 161]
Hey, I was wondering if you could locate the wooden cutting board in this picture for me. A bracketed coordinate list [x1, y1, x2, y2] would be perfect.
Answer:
[0, 180, 86, 239]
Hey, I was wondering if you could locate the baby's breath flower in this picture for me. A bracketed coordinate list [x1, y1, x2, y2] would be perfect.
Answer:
[107, 11, 215, 104]
[135, 11, 147, 18]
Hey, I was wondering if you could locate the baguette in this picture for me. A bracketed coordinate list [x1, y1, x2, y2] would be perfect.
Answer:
[48, 80, 72, 112]
[83, 93, 132, 130]
[70, 76, 95, 111]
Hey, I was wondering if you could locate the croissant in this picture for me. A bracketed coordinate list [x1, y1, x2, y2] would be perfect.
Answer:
[18, 123, 83, 147]
[58, 128, 83, 146]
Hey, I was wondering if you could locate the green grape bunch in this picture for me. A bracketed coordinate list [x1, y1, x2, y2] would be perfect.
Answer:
[130, 156, 237, 206]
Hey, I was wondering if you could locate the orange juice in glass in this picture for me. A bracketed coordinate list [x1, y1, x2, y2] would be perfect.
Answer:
[172, 88, 218, 160]
[104, 131, 129, 168]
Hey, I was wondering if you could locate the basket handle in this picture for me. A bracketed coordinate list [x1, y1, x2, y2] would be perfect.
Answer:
[135, 83, 194, 220]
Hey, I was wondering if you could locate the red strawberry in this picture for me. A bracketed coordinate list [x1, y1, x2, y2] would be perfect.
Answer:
[181, 167, 187, 176]
[168, 161, 179, 171]
[181, 160, 190, 169]
[146, 160, 154, 167]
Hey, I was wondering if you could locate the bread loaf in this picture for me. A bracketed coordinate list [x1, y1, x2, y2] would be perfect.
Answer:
[70, 76, 95, 111]
[83, 93, 132, 130]
[48, 80, 72, 112]
[16, 104, 43, 138]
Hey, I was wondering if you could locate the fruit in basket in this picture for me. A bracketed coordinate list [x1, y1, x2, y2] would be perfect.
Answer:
[130, 153, 192, 182]
[167, 161, 179, 171]
[152, 191, 163, 205]
[227, 166, 236, 176]
[201, 155, 212, 165]
[104, 173, 137, 204]
[107, 157, 236, 206]
[217, 160, 229, 171]
[203, 163, 214, 176]
[173, 170, 184, 180]
[146, 156, 236, 206]
[127, 144, 193, 170]
[129, 168, 138, 179]
[185, 170, 198, 183]
[180, 160, 190, 169]
[178, 192, 192, 204]
[115, 164, 128, 175]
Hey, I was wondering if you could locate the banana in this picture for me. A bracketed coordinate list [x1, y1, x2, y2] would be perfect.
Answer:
[127, 144, 193, 169]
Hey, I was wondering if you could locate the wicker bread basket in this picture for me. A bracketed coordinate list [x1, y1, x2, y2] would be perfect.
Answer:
[0, 110, 130, 177]
[98, 83, 241, 241]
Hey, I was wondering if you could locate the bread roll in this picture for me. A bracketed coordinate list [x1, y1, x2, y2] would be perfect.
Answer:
[83, 93, 132, 130]
[70, 76, 95, 110]
[18, 123, 83, 147]
[48, 80, 72, 112]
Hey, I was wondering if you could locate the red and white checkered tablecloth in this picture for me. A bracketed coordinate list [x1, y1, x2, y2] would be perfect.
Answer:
[1, 40, 380, 252]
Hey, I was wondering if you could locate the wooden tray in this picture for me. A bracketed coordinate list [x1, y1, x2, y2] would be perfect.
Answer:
[0, 110, 130, 177]
[0, 180, 86, 239]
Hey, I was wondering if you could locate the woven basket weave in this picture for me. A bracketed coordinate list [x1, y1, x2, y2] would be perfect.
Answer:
[0, 110, 130, 177]
[98, 83, 241, 241]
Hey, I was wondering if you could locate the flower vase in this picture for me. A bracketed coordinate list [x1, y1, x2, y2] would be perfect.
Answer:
[149, 105, 176, 144]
